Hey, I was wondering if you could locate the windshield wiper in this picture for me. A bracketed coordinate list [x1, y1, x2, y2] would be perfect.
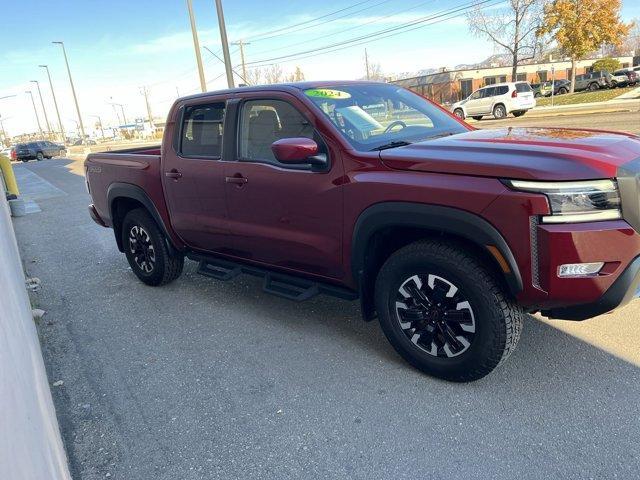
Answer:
[370, 140, 412, 151]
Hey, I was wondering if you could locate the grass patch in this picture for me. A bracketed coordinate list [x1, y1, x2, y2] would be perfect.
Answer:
[536, 85, 637, 107]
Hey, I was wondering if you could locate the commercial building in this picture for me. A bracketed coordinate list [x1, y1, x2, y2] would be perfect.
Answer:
[391, 55, 638, 104]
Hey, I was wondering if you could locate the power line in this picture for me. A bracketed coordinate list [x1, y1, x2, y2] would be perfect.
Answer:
[244, 0, 378, 41]
[247, 0, 394, 43]
[244, 0, 503, 68]
[248, 0, 437, 58]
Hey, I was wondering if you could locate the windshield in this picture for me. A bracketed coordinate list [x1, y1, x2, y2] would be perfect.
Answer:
[303, 84, 466, 151]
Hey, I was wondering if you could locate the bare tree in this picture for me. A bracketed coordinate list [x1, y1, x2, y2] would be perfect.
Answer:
[368, 62, 385, 81]
[245, 68, 264, 86]
[467, 0, 545, 81]
[264, 64, 284, 84]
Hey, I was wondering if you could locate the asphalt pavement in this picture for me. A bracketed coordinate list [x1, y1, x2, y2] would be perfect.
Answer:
[12, 114, 640, 479]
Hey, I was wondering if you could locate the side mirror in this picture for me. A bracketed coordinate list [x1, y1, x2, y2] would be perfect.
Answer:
[271, 138, 325, 167]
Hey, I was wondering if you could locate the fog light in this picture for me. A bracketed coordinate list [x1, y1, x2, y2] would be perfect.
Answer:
[558, 262, 604, 278]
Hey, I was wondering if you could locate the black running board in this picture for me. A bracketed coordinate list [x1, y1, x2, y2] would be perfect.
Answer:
[191, 254, 357, 302]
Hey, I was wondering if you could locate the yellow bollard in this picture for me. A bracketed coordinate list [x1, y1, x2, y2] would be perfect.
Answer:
[0, 154, 20, 196]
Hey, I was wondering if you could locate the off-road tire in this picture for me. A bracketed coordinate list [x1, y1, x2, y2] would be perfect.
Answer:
[588, 82, 599, 91]
[36, 151, 44, 161]
[453, 108, 465, 120]
[122, 208, 183, 286]
[493, 104, 507, 119]
[374, 240, 523, 382]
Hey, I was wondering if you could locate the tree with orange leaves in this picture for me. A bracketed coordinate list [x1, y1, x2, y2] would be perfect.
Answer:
[538, 0, 632, 93]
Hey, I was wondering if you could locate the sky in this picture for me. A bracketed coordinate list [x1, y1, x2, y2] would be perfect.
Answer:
[1, 0, 639, 137]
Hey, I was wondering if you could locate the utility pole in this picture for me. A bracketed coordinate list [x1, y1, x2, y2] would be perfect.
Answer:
[90, 115, 105, 139]
[53, 41, 86, 139]
[30, 80, 52, 137]
[203, 46, 249, 85]
[25, 91, 44, 139]
[186, 0, 207, 93]
[140, 86, 154, 128]
[230, 40, 250, 83]
[214, 0, 235, 89]
[176, 86, 181, 98]
[39, 65, 66, 144]
[365, 48, 370, 81]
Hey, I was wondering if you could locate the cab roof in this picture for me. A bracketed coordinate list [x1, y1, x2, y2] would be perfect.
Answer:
[178, 80, 388, 102]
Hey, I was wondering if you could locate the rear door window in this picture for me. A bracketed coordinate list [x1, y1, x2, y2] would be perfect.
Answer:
[482, 87, 497, 98]
[180, 102, 225, 158]
[496, 86, 509, 95]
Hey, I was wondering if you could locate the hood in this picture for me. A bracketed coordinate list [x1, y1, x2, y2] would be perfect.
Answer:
[380, 127, 640, 181]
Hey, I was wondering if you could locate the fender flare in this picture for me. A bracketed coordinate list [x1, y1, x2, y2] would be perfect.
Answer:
[351, 202, 523, 296]
[107, 182, 179, 253]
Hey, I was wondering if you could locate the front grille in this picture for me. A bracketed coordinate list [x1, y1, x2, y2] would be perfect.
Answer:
[617, 158, 640, 234]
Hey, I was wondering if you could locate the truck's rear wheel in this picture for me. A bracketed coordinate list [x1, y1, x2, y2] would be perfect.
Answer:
[374, 240, 523, 382]
[121, 208, 183, 286]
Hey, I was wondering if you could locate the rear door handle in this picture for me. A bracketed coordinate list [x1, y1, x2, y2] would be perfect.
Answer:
[225, 175, 248, 185]
[165, 169, 182, 180]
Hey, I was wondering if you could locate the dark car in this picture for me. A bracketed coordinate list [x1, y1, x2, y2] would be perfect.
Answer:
[613, 69, 638, 86]
[13, 141, 65, 162]
[549, 79, 571, 95]
[85, 81, 640, 382]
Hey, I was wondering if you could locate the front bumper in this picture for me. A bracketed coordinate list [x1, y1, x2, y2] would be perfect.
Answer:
[543, 255, 640, 320]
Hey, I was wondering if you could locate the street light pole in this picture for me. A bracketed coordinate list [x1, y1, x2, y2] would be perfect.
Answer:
[39, 65, 66, 143]
[25, 91, 44, 139]
[53, 41, 86, 139]
[186, 0, 207, 93]
[214, 0, 235, 89]
[0, 95, 17, 145]
[30, 80, 52, 137]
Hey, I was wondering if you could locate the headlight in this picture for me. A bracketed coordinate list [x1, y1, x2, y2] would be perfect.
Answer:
[504, 179, 622, 223]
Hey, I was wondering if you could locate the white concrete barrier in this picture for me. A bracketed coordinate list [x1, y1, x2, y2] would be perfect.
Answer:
[0, 194, 72, 480]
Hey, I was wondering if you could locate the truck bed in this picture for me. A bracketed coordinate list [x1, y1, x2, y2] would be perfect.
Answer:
[85, 145, 177, 245]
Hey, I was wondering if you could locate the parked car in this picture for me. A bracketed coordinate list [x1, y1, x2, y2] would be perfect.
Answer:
[451, 82, 535, 120]
[85, 81, 640, 382]
[73, 138, 97, 146]
[13, 141, 65, 162]
[613, 69, 638, 87]
[549, 79, 571, 95]
[0, 146, 13, 158]
[574, 70, 626, 92]
[530, 82, 550, 98]
[608, 71, 630, 88]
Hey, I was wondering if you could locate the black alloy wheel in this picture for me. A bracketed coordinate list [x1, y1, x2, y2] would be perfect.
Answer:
[395, 274, 475, 358]
[128, 225, 156, 274]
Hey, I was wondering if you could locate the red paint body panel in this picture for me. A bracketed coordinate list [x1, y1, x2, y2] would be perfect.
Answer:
[85, 81, 640, 315]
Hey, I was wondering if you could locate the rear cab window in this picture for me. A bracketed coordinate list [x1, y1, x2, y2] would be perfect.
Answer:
[180, 103, 225, 158]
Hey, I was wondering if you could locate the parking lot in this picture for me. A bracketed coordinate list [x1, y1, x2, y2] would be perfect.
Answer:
[13, 110, 640, 479]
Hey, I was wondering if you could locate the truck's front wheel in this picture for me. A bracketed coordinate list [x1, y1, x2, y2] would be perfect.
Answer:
[374, 240, 523, 382]
[122, 208, 183, 286]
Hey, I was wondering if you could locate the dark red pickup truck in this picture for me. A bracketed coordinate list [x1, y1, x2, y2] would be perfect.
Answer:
[85, 81, 640, 381]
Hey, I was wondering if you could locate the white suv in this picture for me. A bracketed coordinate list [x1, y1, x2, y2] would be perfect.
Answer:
[451, 82, 536, 120]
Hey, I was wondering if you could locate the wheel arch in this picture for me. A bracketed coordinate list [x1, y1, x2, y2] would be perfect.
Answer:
[351, 202, 523, 320]
[107, 183, 179, 254]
